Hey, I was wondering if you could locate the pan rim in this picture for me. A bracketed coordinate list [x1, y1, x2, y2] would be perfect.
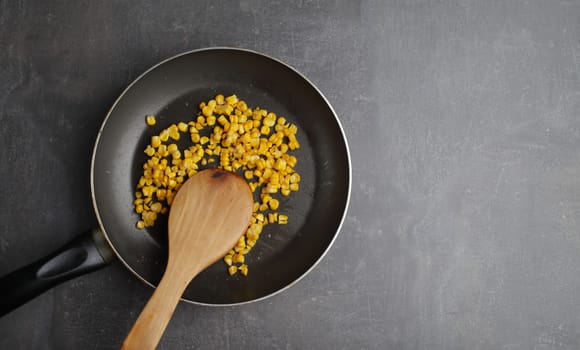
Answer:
[90, 46, 352, 306]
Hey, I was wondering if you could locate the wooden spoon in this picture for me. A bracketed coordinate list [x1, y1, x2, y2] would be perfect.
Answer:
[121, 169, 253, 350]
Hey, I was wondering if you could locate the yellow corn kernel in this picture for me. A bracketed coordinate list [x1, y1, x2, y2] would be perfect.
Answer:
[290, 173, 300, 183]
[278, 214, 288, 224]
[281, 188, 291, 196]
[262, 168, 272, 180]
[157, 145, 168, 157]
[249, 182, 258, 192]
[233, 254, 245, 264]
[191, 133, 201, 143]
[287, 123, 298, 134]
[228, 266, 238, 275]
[266, 184, 279, 194]
[275, 158, 287, 171]
[287, 155, 297, 167]
[217, 115, 228, 126]
[146, 115, 156, 126]
[290, 183, 299, 191]
[225, 94, 238, 105]
[250, 223, 264, 235]
[142, 186, 153, 197]
[244, 170, 253, 180]
[169, 129, 180, 140]
[207, 115, 216, 125]
[159, 129, 170, 142]
[269, 198, 279, 210]
[144, 145, 155, 157]
[177, 122, 188, 132]
[268, 212, 278, 224]
[151, 136, 161, 148]
[150, 202, 162, 213]
[239, 264, 248, 276]
[253, 202, 260, 212]
[200, 136, 209, 145]
[247, 229, 258, 240]
[166, 191, 175, 205]
[202, 105, 213, 117]
[156, 189, 167, 200]
[224, 255, 233, 266]
[136, 220, 145, 229]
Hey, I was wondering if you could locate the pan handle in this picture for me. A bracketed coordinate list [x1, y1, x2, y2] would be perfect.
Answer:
[0, 228, 115, 316]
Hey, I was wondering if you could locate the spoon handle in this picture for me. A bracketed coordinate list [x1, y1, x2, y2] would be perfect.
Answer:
[121, 268, 191, 350]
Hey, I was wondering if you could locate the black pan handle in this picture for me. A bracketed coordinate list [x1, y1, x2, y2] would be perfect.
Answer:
[0, 228, 115, 316]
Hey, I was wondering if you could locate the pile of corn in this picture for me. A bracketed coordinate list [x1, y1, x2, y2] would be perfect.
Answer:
[133, 94, 301, 276]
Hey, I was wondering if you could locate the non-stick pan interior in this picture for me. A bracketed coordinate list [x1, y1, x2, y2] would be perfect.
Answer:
[92, 48, 350, 304]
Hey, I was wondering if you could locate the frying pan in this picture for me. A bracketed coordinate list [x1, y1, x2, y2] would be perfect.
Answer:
[0, 47, 351, 315]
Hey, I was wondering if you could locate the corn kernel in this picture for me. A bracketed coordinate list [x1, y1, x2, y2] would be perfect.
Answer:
[150, 202, 162, 213]
[239, 264, 249, 276]
[177, 122, 188, 132]
[151, 136, 161, 148]
[278, 214, 288, 224]
[146, 115, 156, 126]
[228, 266, 238, 275]
[269, 198, 280, 210]
[159, 129, 170, 142]
[275, 158, 287, 171]
[169, 129, 180, 140]
[225, 94, 238, 105]
[202, 105, 213, 117]
[268, 213, 278, 224]
[224, 255, 233, 266]
[144, 145, 155, 157]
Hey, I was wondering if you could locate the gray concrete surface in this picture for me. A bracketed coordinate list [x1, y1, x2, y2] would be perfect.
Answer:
[1, 1, 580, 349]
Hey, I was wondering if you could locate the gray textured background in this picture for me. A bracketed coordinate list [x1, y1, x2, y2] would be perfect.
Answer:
[2, 1, 580, 349]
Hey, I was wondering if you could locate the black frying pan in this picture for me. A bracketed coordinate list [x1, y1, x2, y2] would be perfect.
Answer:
[0, 47, 351, 314]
